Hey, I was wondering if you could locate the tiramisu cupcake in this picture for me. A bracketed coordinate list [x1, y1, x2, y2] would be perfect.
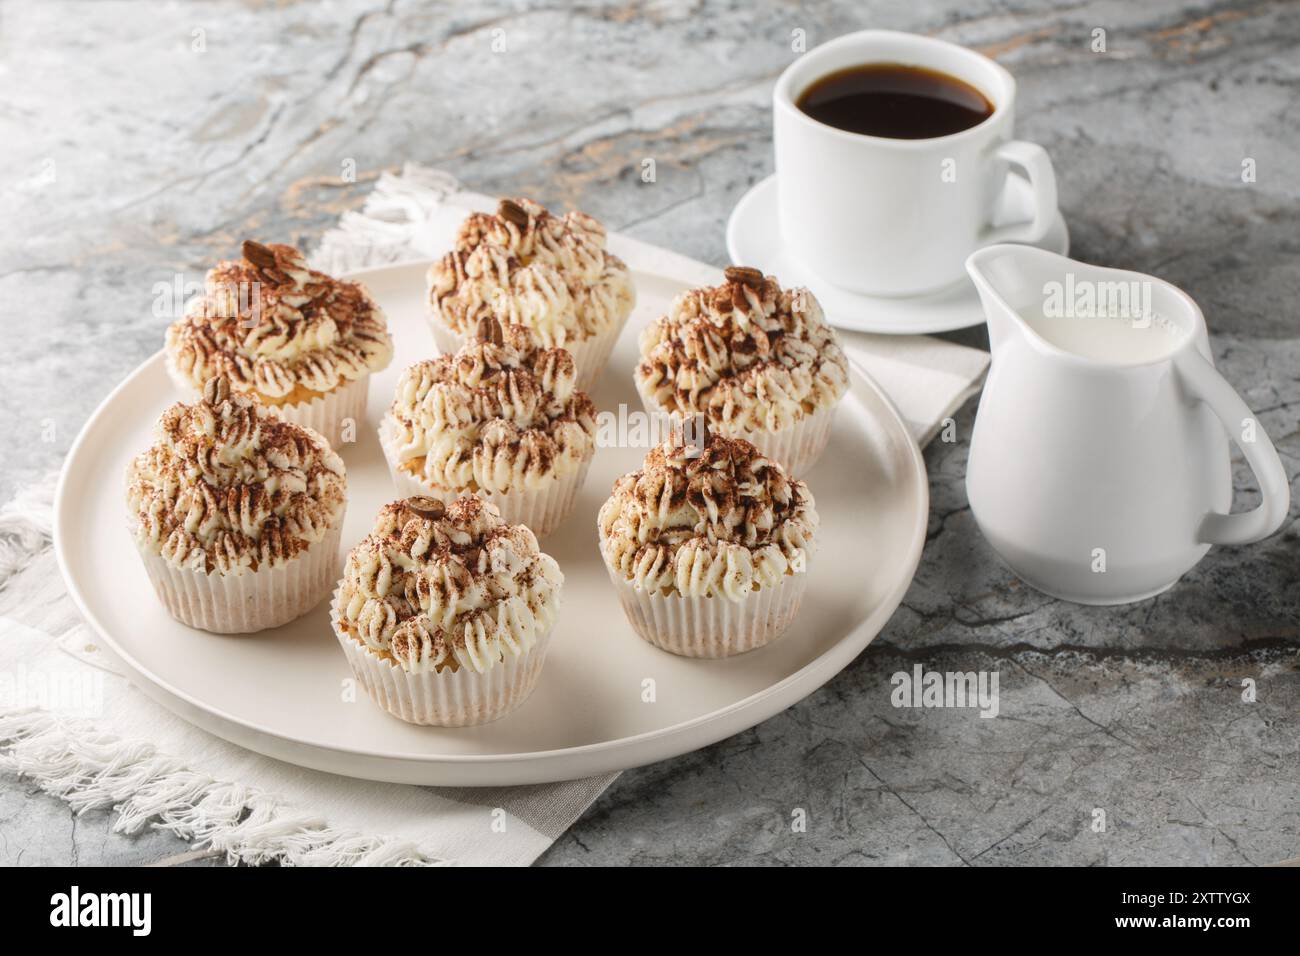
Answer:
[634, 266, 849, 475]
[165, 240, 393, 449]
[126, 377, 347, 634]
[598, 427, 818, 659]
[331, 495, 563, 726]
[427, 197, 635, 390]
[378, 317, 596, 537]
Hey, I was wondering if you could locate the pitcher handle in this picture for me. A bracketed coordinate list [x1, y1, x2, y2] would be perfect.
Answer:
[1175, 349, 1290, 545]
[982, 140, 1059, 245]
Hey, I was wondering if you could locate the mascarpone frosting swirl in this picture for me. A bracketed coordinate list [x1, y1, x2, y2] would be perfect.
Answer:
[125, 378, 347, 575]
[166, 241, 394, 401]
[427, 198, 635, 348]
[635, 267, 848, 434]
[335, 495, 563, 674]
[385, 321, 597, 494]
[598, 429, 817, 601]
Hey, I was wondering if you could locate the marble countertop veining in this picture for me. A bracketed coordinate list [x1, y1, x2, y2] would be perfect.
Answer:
[1, 0, 1297, 866]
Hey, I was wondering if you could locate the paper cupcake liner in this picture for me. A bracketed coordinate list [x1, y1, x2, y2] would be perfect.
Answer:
[378, 416, 591, 537]
[605, 564, 810, 659]
[428, 319, 462, 361]
[636, 385, 838, 476]
[137, 522, 344, 634]
[428, 316, 626, 393]
[165, 356, 370, 451]
[330, 587, 553, 726]
[270, 374, 370, 451]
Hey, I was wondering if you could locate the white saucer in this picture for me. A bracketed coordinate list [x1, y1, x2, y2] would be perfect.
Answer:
[726, 174, 1070, 335]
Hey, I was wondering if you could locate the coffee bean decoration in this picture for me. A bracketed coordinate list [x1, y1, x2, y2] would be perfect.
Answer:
[406, 496, 446, 520]
[202, 376, 231, 406]
[724, 265, 765, 288]
[498, 199, 530, 228]
[476, 316, 505, 346]
[241, 240, 278, 270]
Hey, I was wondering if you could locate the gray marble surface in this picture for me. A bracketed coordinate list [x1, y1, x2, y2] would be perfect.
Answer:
[2, 0, 1297, 866]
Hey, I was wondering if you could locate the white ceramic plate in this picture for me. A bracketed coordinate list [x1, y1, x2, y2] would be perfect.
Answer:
[726, 173, 1070, 334]
[54, 262, 928, 786]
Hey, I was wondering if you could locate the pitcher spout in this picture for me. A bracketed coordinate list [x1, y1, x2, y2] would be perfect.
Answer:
[965, 244, 1043, 352]
[966, 244, 1203, 359]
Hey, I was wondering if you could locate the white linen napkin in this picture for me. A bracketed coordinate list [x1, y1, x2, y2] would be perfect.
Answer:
[0, 165, 988, 866]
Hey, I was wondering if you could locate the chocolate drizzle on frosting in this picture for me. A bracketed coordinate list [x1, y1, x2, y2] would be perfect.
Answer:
[125, 379, 347, 575]
[635, 271, 848, 434]
[384, 323, 597, 494]
[598, 430, 818, 601]
[335, 495, 563, 674]
[166, 241, 394, 402]
[427, 198, 635, 348]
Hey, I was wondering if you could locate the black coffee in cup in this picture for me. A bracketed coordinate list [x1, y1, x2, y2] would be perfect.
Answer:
[796, 63, 993, 139]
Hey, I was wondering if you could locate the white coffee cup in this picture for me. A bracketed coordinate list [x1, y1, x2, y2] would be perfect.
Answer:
[774, 30, 1059, 297]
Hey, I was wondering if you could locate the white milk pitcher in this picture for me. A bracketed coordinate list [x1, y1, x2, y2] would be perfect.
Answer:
[964, 244, 1290, 605]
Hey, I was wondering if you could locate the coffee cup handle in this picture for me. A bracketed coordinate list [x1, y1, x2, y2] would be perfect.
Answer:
[1175, 349, 1291, 546]
[982, 140, 1058, 245]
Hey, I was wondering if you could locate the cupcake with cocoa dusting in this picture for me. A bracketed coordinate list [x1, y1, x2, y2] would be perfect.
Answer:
[634, 266, 848, 475]
[331, 494, 563, 726]
[598, 425, 818, 658]
[427, 198, 635, 390]
[379, 316, 596, 537]
[165, 240, 393, 449]
[125, 377, 347, 633]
